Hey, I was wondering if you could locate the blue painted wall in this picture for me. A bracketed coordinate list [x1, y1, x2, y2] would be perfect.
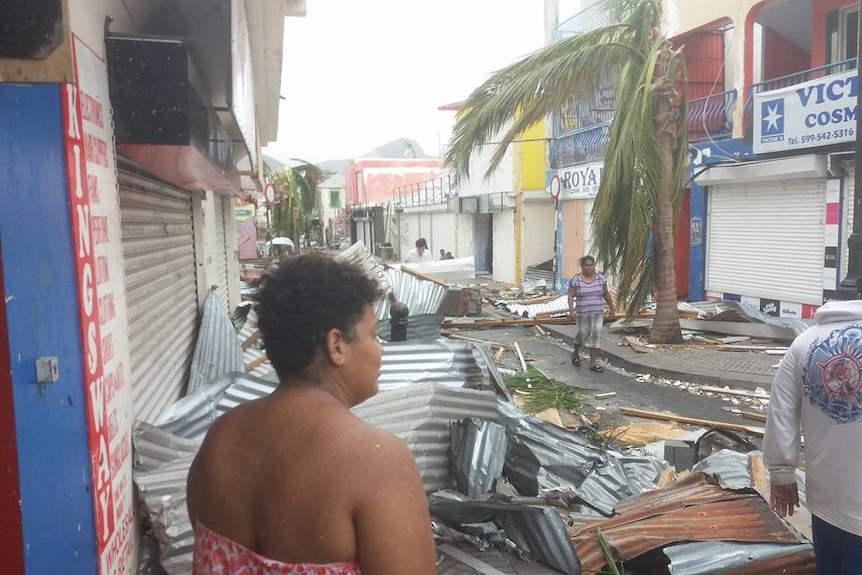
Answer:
[0, 83, 98, 573]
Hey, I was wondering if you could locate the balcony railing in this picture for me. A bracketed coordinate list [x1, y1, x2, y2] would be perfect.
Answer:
[394, 176, 454, 208]
[744, 57, 856, 131]
[550, 121, 611, 169]
[688, 89, 736, 143]
[552, 2, 615, 40]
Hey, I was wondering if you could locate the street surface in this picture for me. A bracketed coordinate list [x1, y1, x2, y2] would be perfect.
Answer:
[452, 326, 767, 432]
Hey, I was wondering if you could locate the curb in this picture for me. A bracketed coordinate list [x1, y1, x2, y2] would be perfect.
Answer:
[543, 325, 774, 392]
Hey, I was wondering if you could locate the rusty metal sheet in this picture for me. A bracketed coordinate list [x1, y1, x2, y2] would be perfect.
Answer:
[570, 473, 810, 574]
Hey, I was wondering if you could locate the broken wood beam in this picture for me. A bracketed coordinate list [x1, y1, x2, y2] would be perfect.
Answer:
[700, 385, 770, 399]
[241, 329, 262, 351]
[619, 406, 765, 436]
[741, 410, 768, 423]
[441, 332, 512, 349]
[245, 353, 269, 373]
[623, 336, 649, 353]
[513, 342, 528, 372]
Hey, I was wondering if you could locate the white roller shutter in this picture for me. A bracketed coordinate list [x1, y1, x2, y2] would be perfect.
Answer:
[521, 199, 555, 267]
[214, 194, 229, 310]
[119, 170, 199, 423]
[707, 178, 825, 304]
[843, 169, 854, 279]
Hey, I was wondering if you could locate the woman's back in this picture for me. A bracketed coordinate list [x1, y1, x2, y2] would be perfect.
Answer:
[188, 255, 436, 574]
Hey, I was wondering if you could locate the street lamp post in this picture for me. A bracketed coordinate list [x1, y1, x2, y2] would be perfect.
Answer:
[838, 0, 862, 299]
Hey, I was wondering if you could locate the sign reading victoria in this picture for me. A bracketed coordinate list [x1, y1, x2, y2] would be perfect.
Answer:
[754, 70, 857, 154]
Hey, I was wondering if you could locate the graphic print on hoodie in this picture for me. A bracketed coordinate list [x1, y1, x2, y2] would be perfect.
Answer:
[804, 322, 862, 424]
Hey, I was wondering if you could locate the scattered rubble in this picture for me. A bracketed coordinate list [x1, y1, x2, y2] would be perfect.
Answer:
[133, 245, 812, 574]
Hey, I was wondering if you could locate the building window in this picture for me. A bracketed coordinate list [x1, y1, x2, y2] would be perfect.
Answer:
[330, 189, 342, 208]
[826, 7, 858, 69]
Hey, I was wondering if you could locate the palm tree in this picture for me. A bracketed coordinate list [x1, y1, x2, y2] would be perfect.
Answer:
[269, 163, 325, 251]
[444, 0, 687, 344]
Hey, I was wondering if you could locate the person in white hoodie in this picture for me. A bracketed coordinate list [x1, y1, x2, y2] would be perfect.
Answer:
[764, 290, 862, 575]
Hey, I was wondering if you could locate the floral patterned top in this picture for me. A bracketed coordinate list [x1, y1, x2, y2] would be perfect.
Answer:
[193, 521, 362, 574]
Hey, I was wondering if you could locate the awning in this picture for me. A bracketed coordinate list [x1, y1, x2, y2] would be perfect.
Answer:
[694, 154, 827, 186]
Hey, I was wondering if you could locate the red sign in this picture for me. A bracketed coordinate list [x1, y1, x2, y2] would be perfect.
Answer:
[264, 182, 275, 205]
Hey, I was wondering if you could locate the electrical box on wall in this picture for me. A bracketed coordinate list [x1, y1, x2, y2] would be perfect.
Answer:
[35, 356, 59, 384]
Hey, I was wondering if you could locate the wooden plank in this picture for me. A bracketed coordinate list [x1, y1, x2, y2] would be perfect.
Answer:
[623, 336, 649, 353]
[619, 407, 765, 436]
[749, 452, 768, 494]
[392, 264, 451, 287]
[534, 324, 548, 336]
[513, 342, 527, 372]
[492, 346, 506, 362]
[741, 410, 768, 423]
[241, 329, 262, 351]
[594, 391, 617, 399]
[700, 385, 770, 399]
[437, 545, 509, 575]
[442, 333, 511, 349]
[245, 353, 269, 373]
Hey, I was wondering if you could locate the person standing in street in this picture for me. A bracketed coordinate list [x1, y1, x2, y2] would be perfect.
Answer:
[405, 237, 433, 263]
[567, 255, 615, 372]
[764, 286, 862, 575]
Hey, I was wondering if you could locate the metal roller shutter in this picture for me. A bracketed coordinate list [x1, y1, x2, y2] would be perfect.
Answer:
[521, 199, 555, 267]
[214, 194, 230, 310]
[842, 169, 854, 279]
[119, 169, 199, 423]
[707, 178, 825, 304]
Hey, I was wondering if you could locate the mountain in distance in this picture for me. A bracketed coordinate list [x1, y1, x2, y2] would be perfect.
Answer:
[313, 137, 437, 175]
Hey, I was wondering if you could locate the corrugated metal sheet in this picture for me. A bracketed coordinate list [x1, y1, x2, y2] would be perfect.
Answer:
[377, 340, 486, 391]
[352, 384, 499, 493]
[132, 423, 200, 575]
[336, 240, 392, 293]
[186, 291, 244, 395]
[449, 419, 508, 499]
[380, 266, 448, 317]
[498, 401, 668, 515]
[120, 168, 200, 424]
[570, 473, 811, 574]
[429, 492, 581, 575]
[506, 295, 569, 318]
[665, 541, 815, 575]
[155, 372, 276, 440]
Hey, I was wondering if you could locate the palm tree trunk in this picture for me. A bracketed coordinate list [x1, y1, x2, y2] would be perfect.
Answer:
[649, 47, 684, 344]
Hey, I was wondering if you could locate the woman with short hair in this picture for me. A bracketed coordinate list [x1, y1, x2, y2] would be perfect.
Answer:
[187, 254, 436, 574]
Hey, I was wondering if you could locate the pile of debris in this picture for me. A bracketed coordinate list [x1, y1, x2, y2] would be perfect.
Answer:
[133, 245, 814, 575]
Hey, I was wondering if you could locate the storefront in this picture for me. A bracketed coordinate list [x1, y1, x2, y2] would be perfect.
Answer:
[696, 154, 832, 318]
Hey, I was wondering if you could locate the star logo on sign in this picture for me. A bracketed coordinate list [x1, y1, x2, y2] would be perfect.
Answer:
[761, 99, 784, 134]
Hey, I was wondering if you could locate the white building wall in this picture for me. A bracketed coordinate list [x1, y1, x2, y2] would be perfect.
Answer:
[456, 145, 514, 197]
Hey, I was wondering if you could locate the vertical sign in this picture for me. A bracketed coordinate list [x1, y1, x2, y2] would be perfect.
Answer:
[62, 34, 135, 575]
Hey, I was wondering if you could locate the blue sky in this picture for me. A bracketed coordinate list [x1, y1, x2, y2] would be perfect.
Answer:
[263, 1, 549, 163]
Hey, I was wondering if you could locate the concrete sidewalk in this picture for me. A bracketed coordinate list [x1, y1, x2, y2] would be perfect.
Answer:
[543, 324, 778, 392]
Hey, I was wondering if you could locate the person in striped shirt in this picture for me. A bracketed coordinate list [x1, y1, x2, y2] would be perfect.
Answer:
[567, 255, 615, 372]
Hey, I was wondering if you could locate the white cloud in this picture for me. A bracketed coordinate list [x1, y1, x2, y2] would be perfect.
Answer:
[264, 0, 547, 164]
